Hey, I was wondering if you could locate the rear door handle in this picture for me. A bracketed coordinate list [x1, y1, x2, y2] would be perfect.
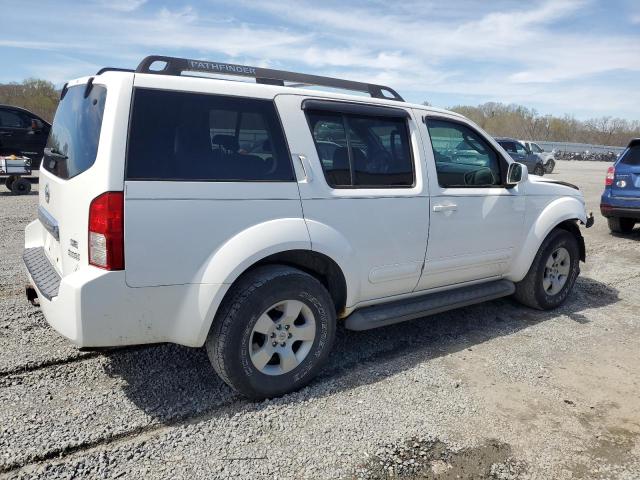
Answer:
[433, 204, 457, 212]
[296, 154, 313, 182]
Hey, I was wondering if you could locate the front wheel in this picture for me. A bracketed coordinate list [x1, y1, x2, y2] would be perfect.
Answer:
[544, 159, 555, 174]
[514, 229, 580, 310]
[206, 265, 336, 399]
[533, 164, 545, 176]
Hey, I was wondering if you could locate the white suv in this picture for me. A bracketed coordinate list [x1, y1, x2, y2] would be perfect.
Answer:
[24, 56, 593, 399]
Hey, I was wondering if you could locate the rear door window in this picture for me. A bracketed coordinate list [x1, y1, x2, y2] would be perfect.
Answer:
[306, 110, 414, 188]
[43, 85, 107, 179]
[126, 89, 294, 181]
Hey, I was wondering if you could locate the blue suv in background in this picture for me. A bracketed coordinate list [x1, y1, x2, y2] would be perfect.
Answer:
[601, 138, 640, 233]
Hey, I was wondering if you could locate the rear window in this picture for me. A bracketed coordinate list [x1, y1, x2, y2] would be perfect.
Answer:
[619, 146, 640, 166]
[43, 84, 107, 179]
[126, 89, 294, 181]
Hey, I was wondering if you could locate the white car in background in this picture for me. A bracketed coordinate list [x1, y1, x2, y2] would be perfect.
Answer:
[521, 140, 556, 173]
[24, 55, 592, 399]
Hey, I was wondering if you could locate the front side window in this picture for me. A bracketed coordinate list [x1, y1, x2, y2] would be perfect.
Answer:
[515, 142, 528, 155]
[306, 111, 414, 188]
[498, 141, 517, 154]
[426, 118, 502, 187]
[126, 89, 293, 181]
[43, 85, 107, 179]
[530, 143, 543, 153]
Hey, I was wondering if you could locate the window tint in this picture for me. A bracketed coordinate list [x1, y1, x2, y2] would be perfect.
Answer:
[43, 85, 107, 179]
[306, 111, 414, 188]
[426, 119, 502, 187]
[620, 145, 640, 166]
[126, 89, 293, 181]
[0, 109, 29, 128]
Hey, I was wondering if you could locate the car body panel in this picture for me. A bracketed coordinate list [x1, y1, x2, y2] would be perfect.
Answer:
[24, 69, 588, 348]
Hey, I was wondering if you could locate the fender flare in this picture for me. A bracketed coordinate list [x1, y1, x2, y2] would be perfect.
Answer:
[304, 219, 361, 308]
[507, 196, 587, 282]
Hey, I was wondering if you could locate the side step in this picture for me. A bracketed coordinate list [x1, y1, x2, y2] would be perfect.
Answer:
[344, 280, 515, 331]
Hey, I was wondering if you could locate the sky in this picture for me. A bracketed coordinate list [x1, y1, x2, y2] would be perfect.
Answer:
[1, 0, 639, 120]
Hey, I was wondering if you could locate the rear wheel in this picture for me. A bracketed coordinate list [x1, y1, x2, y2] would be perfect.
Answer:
[206, 265, 336, 399]
[11, 177, 31, 195]
[544, 159, 555, 174]
[607, 217, 635, 234]
[533, 164, 545, 176]
[514, 229, 580, 310]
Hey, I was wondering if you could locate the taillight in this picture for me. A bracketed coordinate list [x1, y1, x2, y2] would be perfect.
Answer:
[605, 166, 615, 186]
[88, 192, 124, 270]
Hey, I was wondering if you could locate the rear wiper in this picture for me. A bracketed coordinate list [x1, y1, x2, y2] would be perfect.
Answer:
[44, 147, 68, 169]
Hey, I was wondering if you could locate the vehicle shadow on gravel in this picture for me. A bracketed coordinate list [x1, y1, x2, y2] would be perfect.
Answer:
[104, 276, 619, 423]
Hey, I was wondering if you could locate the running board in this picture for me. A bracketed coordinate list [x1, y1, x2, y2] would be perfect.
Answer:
[344, 280, 515, 331]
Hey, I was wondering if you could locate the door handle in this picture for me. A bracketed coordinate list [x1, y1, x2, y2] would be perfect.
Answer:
[433, 204, 457, 212]
[296, 154, 313, 182]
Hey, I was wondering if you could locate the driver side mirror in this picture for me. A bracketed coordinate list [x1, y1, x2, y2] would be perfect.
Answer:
[506, 162, 527, 187]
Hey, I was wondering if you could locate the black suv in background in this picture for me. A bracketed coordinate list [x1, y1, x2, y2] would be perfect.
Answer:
[0, 105, 50, 169]
[495, 137, 545, 176]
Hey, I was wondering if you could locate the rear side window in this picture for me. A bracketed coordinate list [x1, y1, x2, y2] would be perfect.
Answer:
[306, 111, 414, 188]
[42, 85, 107, 179]
[619, 146, 640, 166]
[126, 89, 293, 181]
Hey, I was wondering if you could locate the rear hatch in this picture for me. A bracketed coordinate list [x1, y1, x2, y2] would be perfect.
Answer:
[37, 82, 108, 276]
[612, 144, 640, 200]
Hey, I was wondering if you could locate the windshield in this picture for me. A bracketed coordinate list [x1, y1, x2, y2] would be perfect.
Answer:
[43, 84, 107, 179]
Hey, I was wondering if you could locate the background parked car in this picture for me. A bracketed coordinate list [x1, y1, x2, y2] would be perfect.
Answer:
[0, 104, 50, 170]
[521, 140, 556, 173]
[495, 137, 545, 176]
[600, 138, 640, 233]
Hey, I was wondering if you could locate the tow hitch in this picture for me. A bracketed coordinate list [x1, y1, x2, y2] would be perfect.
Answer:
[585, 212, 595, 228]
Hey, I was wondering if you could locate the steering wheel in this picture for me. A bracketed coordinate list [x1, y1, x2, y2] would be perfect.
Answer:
[464, 167, 496, 186]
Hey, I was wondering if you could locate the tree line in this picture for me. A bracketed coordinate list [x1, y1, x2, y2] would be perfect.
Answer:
[0, 79, 59, 123]
[447, 102, 639, 147]
[1, 79, 638, 147]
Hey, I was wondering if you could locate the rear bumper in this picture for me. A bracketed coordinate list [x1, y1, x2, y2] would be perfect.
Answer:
[23, 220, 228, 348]
[600, 204, 640, 219]
[600, 190, 640, 219]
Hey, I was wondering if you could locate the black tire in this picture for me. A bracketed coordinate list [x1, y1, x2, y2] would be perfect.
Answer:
[514, 229, 580, 310]
[607, 217, 635, 234]
[11, 177, 31, 195]
[533, 164, 545, 176]
[544, 159, 555, 174]
[206, 265, 336, 399]
[4, 175, 17, 190]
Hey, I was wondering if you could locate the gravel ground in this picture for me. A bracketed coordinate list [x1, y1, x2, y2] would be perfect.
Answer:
[1, 161, 639, 479]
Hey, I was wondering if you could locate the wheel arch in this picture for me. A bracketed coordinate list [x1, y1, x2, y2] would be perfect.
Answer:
[507, 196, 587, 282]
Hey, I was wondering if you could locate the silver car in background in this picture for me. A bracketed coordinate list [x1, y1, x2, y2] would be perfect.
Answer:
[521, 140, 556, 173]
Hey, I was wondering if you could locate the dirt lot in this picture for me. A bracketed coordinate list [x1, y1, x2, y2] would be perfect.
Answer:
[1, 161, 639, 479]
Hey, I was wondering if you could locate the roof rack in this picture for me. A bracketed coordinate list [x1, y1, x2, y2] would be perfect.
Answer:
[134, 55, 404, 102]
